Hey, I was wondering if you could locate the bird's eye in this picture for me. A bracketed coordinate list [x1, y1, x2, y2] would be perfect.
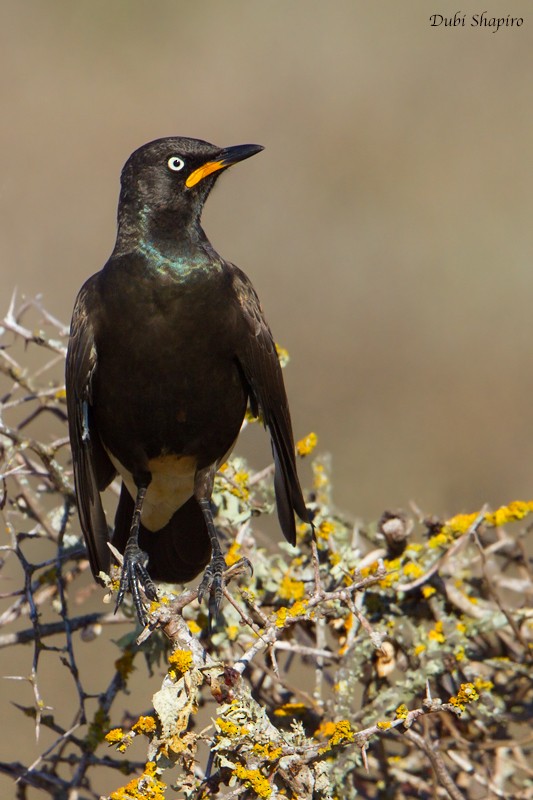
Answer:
[167, 156, 185, 172]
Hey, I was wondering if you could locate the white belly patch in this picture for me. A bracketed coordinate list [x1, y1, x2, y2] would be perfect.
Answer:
[106, 450, 197, 532]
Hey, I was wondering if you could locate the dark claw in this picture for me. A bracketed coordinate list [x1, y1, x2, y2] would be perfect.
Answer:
[229, 556, 253, 581]
[198, 554, 254, 632]
[198, 552, 227, 617]
[198, 552, 227, 633]
[115, 541, 158, 625]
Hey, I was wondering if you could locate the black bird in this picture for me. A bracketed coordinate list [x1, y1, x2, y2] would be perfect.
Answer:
[66, 136, 309, 623]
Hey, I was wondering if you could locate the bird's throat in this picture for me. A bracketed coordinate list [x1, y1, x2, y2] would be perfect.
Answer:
[137, 237, 211, 278]
[116, 203, 213, 277]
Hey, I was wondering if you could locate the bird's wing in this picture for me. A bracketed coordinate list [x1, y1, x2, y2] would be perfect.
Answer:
[65, 281, 115, 579]
[231, 267, 309, 544]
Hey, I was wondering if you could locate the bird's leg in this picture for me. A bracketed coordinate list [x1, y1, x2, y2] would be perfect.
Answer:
[195, 467, 252, 627]
[197, 496, 228, 620]
[115, 480, 158, 624]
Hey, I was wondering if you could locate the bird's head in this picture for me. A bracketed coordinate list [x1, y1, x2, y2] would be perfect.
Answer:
[119, 136, 264, 227]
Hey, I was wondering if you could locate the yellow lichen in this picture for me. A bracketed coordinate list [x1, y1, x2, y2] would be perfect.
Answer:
[291, 599, 308, 616]
[132, 715, 157, 736]
[454, 645, 466, 662]
[168, 649, 193, 678]
[402, 561, 424, 580]
[317, 519, 335, 540]
[449, 682, 479, 712]
[428, 620, 445, 644]
[395, 704, 409, 720]
[229, 471, 250, 501]
[109, 761, 166, 800]
[413, 644, 426, 656]
[274, 607, 289, 628]
[278, 574, 306, 602]
[377, 721, 392, 730]
[442, 512, 478, 538]
[296, 432, 318, 457]
[274, 598, 308, 628]
[234, 764, 272, 798]
[225, 540, 241, 566]
[215, 717, 240, 737]
[226, 624, 239, 641]
[474, 677, 494, 692]
[359, 560, 380, 579]
[187, 619, 202, 635]
[329, 720, 355, 745]
[314, 720, 337, 739]
[318, 719, 356, 754]
[433, 501, 533, 551]
[484, 500, 533, 527]
[428, 531, 451, 549]
[274, 702, 307, 717]
[422, 585, 436, 598]
[253, 742, 283, 760]
[378, 558, 401, 589]
[105, 728, 125, 745]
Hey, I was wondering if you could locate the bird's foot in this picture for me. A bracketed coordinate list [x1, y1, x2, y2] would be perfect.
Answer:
[198, 555, 253, 629]
[198, 551, 227, 622]
[115, 540, 158, 625]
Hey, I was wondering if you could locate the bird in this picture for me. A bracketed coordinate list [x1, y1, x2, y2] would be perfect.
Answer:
[66, 136, 309, 625]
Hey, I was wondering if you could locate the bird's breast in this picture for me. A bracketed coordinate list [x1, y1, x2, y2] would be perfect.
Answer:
[92, 267, 248, 477]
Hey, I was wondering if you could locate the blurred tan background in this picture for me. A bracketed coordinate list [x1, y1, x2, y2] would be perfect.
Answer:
[1, 1, 533, 796]
[2, 0, 532, 521]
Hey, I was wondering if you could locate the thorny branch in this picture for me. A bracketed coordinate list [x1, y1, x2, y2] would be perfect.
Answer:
[0, 296, 532, 800]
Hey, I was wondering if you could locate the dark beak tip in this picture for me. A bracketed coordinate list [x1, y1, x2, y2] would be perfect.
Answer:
[220, 143, 265, 166]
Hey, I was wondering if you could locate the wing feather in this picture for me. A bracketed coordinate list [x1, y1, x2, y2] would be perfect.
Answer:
[65, 281, 115, 579]
[231, 267, 309, 544]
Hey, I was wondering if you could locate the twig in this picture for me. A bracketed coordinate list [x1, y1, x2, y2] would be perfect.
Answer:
[404, 728, 466, 800]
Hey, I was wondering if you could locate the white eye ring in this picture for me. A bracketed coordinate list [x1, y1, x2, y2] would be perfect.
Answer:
[167, 156, 185, 172]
